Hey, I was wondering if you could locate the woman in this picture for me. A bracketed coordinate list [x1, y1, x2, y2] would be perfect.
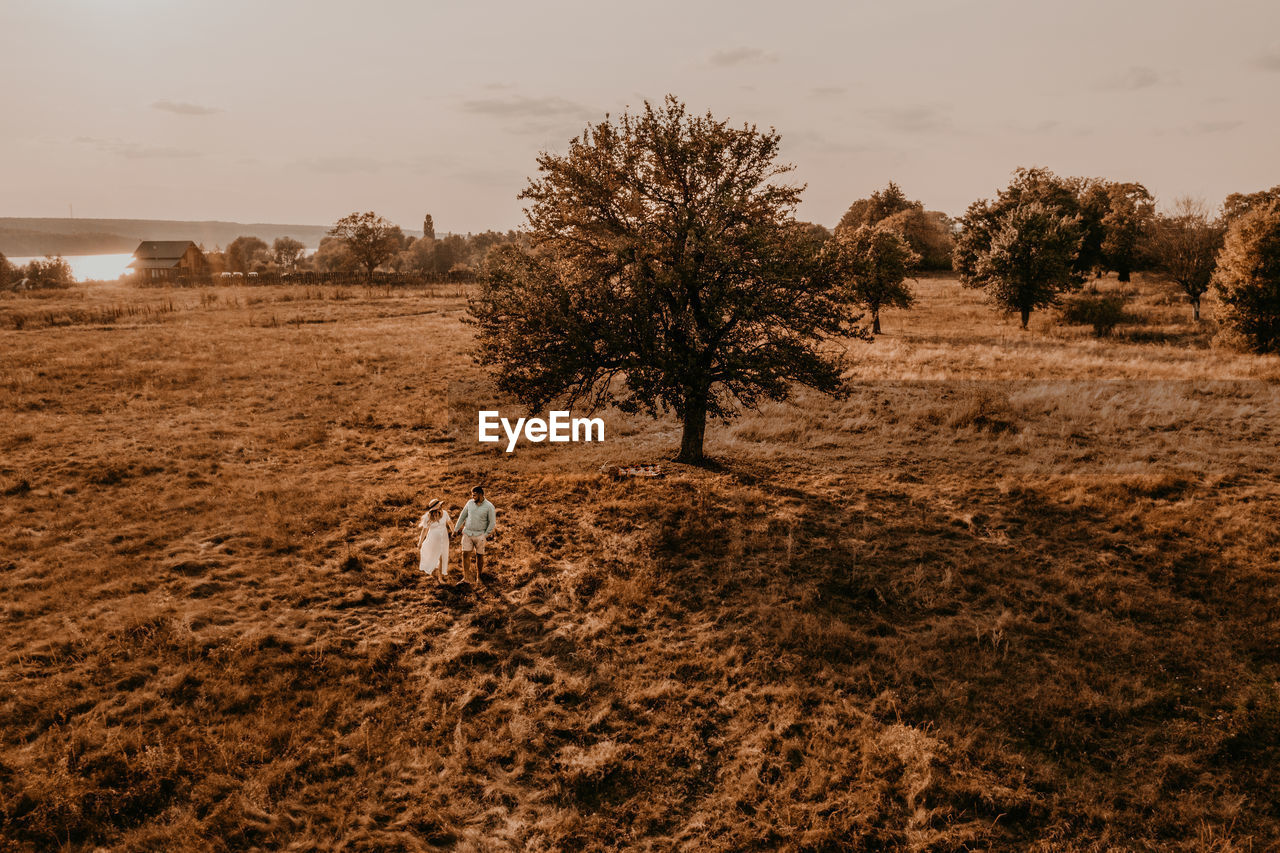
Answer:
[416, 498, 452, 584]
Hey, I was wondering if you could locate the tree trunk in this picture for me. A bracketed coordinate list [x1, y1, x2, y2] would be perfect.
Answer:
[872, 309, 881, 335]
[1020, 307, 1031, 329]
[676, 386, 708, 465]
[1192, 296, 1201, 322]
[1118, 266, 1131, 284]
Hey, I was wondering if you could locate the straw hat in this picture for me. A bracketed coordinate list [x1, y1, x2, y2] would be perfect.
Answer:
[425, 498, 443, 512]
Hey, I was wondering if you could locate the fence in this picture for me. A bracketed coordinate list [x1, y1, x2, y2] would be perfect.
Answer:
[138, 269, 480, 288]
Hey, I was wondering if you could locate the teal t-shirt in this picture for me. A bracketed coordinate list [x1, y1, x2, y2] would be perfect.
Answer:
[453, 499, 496, 537]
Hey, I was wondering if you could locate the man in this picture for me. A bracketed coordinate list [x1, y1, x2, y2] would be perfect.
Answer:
[452, 485, 496, 585]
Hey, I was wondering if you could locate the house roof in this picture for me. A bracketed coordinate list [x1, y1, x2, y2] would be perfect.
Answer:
[129, 257, 183, 270]
[133, 240, 198, 260]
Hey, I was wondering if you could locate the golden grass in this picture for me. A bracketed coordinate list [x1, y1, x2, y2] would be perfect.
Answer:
[1, 275, 1278, 850]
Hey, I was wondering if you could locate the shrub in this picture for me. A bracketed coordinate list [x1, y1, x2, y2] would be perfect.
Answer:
[1059, 291, 1130, 337]
[19, 256, 74, 289]
[1213, 201, 1280, 354]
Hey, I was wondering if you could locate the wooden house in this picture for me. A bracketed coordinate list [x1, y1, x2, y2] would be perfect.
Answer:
[129, 241, 207, 282]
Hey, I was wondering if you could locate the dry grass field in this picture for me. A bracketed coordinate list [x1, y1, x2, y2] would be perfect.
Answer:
[2, 275, 1279, 851]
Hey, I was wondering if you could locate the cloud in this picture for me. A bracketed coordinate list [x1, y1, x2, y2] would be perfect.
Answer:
[784, 130, 877, 155]
[811, 86, 846, 97]
[305, 156, 385, 174]
[459, 94, 598, 137]
[1251, 49, 1280, 71]
[460, 95, 591, 119]
[867, 106, 950, 134]
[73, 136, 201, 159]
[708, 47, 779, 67]
[1186, 119, 1243, 134]
[151, 99, 222, 116]
[1098, 66, 1176, 91]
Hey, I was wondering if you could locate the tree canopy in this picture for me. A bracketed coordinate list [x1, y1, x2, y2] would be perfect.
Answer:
[959, 201, 1083, 329]
[226, 236, 269, 274]
[954, 168, 1112, 285]
[271, 237, 306, 270]
[837, 183, 954, 270]
[329, 212, 404, 282]
[1144, 198, 1224, 321]
[1097, 182, 1155, 282]
[471, 96, 864, 464]
[1214, 200, 1280, 353]
[1223, 186, 1280, 225]
[828, 225, 919, 334]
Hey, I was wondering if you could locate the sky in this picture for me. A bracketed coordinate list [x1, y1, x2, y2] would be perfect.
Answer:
[1, 0, 1277, 233]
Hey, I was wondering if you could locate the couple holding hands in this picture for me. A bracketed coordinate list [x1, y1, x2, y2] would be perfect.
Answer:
[416, 485, 496, 587]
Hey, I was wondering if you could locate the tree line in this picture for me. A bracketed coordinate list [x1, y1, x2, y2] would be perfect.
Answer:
[468, 96, 1280, 463]
[204, 218, 521, 283]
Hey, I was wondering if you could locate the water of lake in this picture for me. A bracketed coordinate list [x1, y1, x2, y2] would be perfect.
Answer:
[6, 253, 136, 282]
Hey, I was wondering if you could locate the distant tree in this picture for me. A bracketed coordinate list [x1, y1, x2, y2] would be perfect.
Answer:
[1098, 182, 1155, 282]
[880, 207, 954, 270]
[431, 234, 465, 275]
[837, 183, 953, 270]
[271, 237, 306, 270]
[0, 252, 13, 289]
[423, 214, 435, 241]
[204, 247, 227, 276]
[226, 236, 269, 274]
[1072, 178, 1112, 277]
[329, 212, 404, 283]
[464, 230, 518, 268]
[799, 222, 833, 247]
[1222, 186, 1280, 224]
[311, 235, 359, 275]
[1213, 201, 1280, 353]
[398, 238, 435, 275]
[958, 202, 1083, 329]
[1145, 198, 1224, 321]
[837, 181, 916, 231]
[829, 224, 920, 334]
[472, 96, 864, 464]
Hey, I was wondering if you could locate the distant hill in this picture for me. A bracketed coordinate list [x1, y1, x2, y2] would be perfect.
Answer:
[0, 218, 355, 257]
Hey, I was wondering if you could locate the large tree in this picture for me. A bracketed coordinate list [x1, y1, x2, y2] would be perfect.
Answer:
[471, 96, 864, 464]
[958, 202, 1083, 329]
[1213, 201, 1280, 353]
[956, 168, 1096, 284]
[829, 224, 920, 334]
[1144, 198, 1224, 321]
[329, 212, 404, 283]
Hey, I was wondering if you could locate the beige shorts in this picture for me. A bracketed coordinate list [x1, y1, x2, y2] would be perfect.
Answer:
[460, 533, 487, 554]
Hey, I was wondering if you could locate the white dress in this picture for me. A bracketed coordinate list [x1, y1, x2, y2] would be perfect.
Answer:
[418, 510, 451, 577]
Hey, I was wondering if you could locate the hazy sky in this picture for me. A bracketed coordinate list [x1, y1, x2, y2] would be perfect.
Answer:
[1, 0, 1277, 232]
